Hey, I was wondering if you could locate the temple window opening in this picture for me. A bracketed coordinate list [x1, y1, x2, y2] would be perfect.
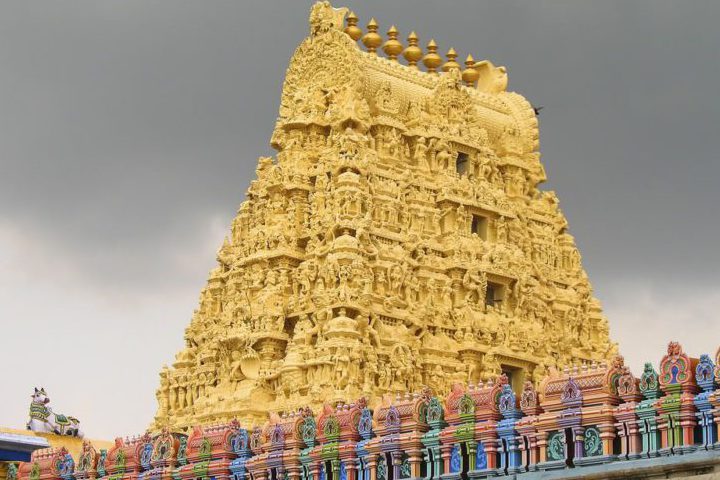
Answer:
[471, 214, 487, 239]
[485, 281, 505, 307]
[455, 152, 469, 175]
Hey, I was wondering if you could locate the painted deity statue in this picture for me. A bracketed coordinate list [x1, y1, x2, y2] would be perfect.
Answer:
[27, 387, 84, 438]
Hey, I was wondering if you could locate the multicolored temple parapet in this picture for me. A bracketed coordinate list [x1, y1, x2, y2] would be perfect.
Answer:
[14, 342, 720, 480]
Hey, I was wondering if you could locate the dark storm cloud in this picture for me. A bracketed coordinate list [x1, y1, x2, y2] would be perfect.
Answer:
[2, 0, 718, 289]
[0, 1, 718, 437]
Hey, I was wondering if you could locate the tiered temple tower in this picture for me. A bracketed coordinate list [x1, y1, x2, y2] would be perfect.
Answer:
[153, 2, 616, 431]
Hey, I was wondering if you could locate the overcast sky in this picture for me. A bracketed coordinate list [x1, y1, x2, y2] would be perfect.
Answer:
[1, 1, 719, 440]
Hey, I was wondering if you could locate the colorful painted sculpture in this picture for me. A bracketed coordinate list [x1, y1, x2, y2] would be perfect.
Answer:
[657, 341, 699, 455]
[18, 447, 73, 480]
[74, 442, 99, 480]
[27, 389, 83, 439]
[635, 362, 662, 457]
[363, 390, 431, 480]
[694, 354, 717, 449]
[175, 423, 240, 480]
[613, 364, 643, 460]
[15, 342, 720, 480]
[303, 400, 363, 480]
[530, 356, 628, 470]
[108, 434, 147, 480]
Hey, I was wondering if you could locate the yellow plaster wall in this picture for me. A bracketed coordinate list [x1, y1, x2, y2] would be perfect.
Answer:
[0, 428, 113, 459]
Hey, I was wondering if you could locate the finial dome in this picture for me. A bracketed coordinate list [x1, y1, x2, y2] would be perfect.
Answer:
[462, 54, 479, 86]
[442, 47, 461, 72]
[344, 11, 362, 41]
[362, 18, 382, 54]
[382, 25, 403, 61]
[402, 31, 422, 69]
[422, 39, 442, 74]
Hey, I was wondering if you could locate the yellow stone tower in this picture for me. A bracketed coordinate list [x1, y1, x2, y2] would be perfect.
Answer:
[153, 2, 615, 431]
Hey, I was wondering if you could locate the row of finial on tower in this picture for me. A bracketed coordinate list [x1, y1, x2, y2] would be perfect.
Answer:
[344, 11, 482, 86]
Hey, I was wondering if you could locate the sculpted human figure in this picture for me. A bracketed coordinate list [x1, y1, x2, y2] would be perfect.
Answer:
[404, 271, 420, 303]
[463, 267, 487, 306]
[229, 351, 246, 387]
[375, 268, 387, 296]
[414, 137, 430, 168]
[375, 81, 394, 112]
[482, 354, 502, 381]
[336, 264, 352, 300]
[456, 204, 468, 231]
[406, 100, 422, 129]
[197, 372, 207, 398]
[434, 139, 452, 172]
[157, 372, 170, 416]
[169, 377, 178, 410]
[388, 264, 405, 296]
[441, 280, 454, 309]
[496, 216, 508, 242]
[294, 314, 317, 347]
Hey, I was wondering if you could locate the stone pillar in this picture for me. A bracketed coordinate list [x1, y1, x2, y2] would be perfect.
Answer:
[440, 444, 451, 475]
[537, 432, 548, 464]
[308, 463, 321, 480]
[287, 466, 302, 480]
[430, 446, 443, 479]
[658, 413, 672, 453]
[390, 451, 402, 480]
[529, 435, 540, 468]
[698, 410, 717, 448]
[506, 435, 522, 471]
[465, 441, 476, 472]
[479, 435, 499, 470]
[573, 426, 585, 461]
[366, 457, 377, 480]
[626, 420, 642, 459]
[253, 468, 269, 480]
[406, 449, 422, 478]
[599, 422, 617, 457]
[680, 394, 699, 450]
[353, 459, 363, 480]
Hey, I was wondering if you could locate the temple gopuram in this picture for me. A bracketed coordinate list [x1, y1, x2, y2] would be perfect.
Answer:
[9, 3, 720, 479]
[153, 2, 615, 432]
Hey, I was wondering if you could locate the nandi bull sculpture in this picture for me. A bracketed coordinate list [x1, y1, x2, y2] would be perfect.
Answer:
[27, 387, 83, 438]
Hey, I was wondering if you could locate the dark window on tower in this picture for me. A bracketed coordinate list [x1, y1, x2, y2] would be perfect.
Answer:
[456, 152, 469, 175]
[485, 281, 505, 307]
[485, 283, 496, 307]
[471, 214, 488, 240]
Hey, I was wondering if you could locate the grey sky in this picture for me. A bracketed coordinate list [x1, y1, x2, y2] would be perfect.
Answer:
[1, 1, 718, 439]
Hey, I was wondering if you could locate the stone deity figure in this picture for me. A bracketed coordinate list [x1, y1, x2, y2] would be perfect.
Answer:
[434, 139, 453, 172]
[414, 137, 429, 168]
[229, 351, 246, 386]
[463, 267, 487, 306]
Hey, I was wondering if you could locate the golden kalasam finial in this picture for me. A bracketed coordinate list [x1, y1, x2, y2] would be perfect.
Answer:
[362, 18, 382, 54]
[382, 25, 403, 61]
[403, 31, 422, 69]
[462, 54, 479, 86]
[422, 39, 442, 74]
[442, 47, 461, 72]
[344, 10, 362, 41]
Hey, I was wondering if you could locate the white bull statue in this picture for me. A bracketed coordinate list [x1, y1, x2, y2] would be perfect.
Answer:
[27, 387, 84, 438]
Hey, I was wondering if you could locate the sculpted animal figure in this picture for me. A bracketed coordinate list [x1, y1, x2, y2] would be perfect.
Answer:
[472, 60, 508, 93]
[27, 387, 84, 438]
